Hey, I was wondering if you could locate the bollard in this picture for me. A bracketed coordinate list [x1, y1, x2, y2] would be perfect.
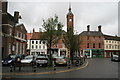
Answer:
[10, 65, 13, 72]
[33, 65, 37, 72]
[76, 60, 79, 67]
[53, 61, 56, 70]
[68, 60, 71, 69]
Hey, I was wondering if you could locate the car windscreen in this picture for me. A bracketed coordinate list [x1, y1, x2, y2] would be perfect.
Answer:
[10, 55, 16, 59]
[24, 56, 33, 59]
[36, 56, 48, 60]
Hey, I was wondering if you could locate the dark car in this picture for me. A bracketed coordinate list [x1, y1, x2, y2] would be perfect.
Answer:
[111, 54, 120, 62]
[36, 54, 48, 67]
[2, 54, 24, 66]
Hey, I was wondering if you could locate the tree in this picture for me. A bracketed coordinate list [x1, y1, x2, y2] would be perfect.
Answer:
[39, 15, 63, 66]
[62, 27, 81, 64]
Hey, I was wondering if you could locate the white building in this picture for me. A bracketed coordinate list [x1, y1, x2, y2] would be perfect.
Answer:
[104, 35, 120, 57]
[27, 29, 47, 55]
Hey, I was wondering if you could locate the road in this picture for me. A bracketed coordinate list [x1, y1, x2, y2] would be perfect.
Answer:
[1, 58, 119, 79]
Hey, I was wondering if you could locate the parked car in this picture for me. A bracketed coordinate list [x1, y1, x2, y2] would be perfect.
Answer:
[2, 54, 24, 66]
[54, 56, 67, 65]
[36, 54, 48, 67]
[21, 55, 36, 64]
[111, 54, 120, 62]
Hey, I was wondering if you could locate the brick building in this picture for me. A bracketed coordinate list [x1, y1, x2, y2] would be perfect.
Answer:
[2, 2, 27, 59]
[79, 25, 104, 58]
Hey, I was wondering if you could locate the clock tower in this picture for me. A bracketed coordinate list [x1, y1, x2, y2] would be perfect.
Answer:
[66, 3, 74, 32]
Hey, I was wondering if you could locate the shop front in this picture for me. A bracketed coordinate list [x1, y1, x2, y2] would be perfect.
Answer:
[83, 49, 92, 58]
[104, 50, 120, 58]
[92, 49, 104, 58]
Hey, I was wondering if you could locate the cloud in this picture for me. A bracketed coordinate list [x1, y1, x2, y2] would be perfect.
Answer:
[8, 2, 118, 36]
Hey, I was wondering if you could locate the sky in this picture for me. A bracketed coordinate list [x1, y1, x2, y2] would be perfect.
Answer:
[7, 0, 119, 36]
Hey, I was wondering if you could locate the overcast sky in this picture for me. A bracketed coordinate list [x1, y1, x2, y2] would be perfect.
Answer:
[7, 0, 119, 36]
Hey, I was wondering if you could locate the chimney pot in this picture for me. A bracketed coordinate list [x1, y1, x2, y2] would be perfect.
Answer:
[98, 25, 101, 32]
[14, 11, 19, 23]
[87, 25, 90, 31]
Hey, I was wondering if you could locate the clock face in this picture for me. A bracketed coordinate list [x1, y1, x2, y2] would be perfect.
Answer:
[69, 19, 72, 21]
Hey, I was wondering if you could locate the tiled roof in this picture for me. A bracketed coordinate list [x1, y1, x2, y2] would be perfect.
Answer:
[79, 31, 103, 36]
[103, 34, 120, 41]
[27, 33, 31, 40]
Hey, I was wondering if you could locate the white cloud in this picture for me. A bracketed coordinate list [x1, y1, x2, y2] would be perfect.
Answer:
[8, 1, 118, 36]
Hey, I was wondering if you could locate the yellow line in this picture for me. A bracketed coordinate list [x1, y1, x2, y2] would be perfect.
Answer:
[1, 60, 89, 76]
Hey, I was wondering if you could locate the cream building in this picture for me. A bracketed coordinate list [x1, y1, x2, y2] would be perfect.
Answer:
[104, 35, 120, 57]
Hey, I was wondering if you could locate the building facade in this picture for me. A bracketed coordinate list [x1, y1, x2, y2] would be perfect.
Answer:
[104, 35, 120, 58]
[27, 29, 47, 55]
[79, 25, 104, 58]
[2, 2, 27, 59]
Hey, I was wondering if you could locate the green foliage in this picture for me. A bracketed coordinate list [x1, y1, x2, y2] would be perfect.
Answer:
[39, 15, 64, 66]
[62, 27, 81, 63]
[40, 15, 64, 48]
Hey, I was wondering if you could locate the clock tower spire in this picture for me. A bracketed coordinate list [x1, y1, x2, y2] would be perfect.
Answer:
[67, 3, 74, 32]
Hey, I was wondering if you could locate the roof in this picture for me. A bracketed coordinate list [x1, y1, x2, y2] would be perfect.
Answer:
[103, 34, 120, 41]
[79, 31, 103, 37]
[27, 30, 66, 40]
[16, 24, 27, 33]
[27, 33, 31, 40]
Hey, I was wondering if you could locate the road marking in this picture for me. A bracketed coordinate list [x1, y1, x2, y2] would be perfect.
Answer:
[1, 60, 89, 76]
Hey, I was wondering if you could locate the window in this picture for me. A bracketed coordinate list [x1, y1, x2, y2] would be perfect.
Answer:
[93, 36, 95, 41]
[109, 45, 111, 49]
[9, 28, 12, 36]
[43, 41, 45, 44]
[16, 42, 18, 54]
[93, 43, 95, 48]
[39, 41, 41, 44]
[43, 46, 45, 49]
[39, 46, 41, 49]
[36, 41, 38, 44]
[9, 43, 11, 54]
[32, 41, 34, 44]
[56, 44, 58, 48]
[87, 36, 89, 40]
[112, 46, 114, 49]
[98, 37, 101, 41]
[87, 43, 89, 48]
[62, 43, 65, 48]
[109, 41, 111, 43]
[99, 43, 101, 48]
[36, 45, 38, 49]
[106, 40, 108, 43]
[32, 45, 34, 49]
[106, 45, 108, 49]
[17, 31, 19, 37]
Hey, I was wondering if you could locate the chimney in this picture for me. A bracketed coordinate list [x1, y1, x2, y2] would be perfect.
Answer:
[98, 25, 101, 32]
[14, 11, 19, 23]
[2, 2, 8, 13]
[87, 25, 90, 31]
[33, 28, 35, 33]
